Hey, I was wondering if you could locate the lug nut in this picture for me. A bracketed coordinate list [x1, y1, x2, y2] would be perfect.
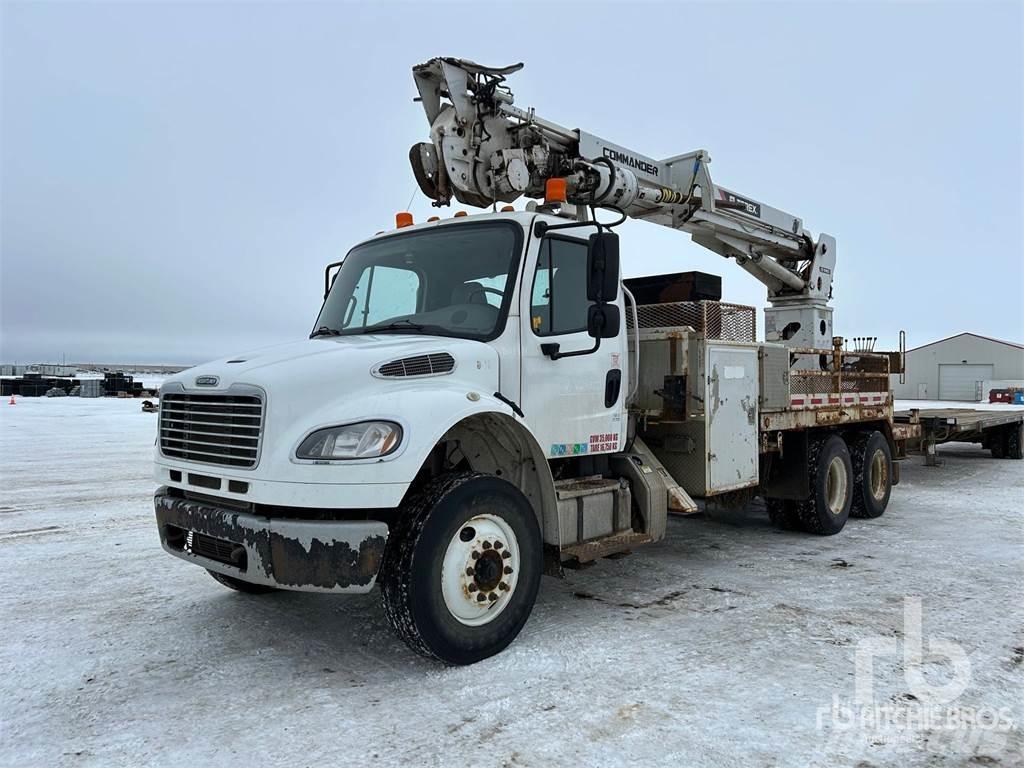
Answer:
[501, 551, 512, 559]
[476, 593, 487, 603]
[482, 541, 492, 550]
[471, 551, 480, 560]
[468, 583, 478, 592]
[504, 566, 513, 575]
[465, 567, 474, 576]
[493, 541, 503, 550]
[499, 582, 509, 591]
[488, 592, 498, 602]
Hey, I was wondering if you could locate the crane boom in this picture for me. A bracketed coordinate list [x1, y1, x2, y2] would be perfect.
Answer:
[409, 57, 838, 350]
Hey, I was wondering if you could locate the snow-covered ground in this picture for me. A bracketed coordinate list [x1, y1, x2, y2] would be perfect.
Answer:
[1, 397, 1021, 766]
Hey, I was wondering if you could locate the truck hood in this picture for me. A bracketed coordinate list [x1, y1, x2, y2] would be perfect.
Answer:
[161, 335, 503, 477]
[167, 335, 500, 396]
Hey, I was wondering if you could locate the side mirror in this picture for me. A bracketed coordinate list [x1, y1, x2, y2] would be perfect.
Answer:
[587, 303, 620, 339]
[587, 232, 620, 302]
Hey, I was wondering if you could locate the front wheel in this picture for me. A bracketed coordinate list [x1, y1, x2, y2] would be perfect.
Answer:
[380, 472, 543, 665]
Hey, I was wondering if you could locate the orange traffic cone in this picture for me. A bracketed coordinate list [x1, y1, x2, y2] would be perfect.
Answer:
[8, 395, 15, 405]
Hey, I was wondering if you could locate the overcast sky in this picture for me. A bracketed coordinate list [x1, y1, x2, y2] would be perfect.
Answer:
[2, 1, 1022, 365]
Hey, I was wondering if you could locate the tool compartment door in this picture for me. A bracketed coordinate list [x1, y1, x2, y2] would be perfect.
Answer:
[705, 344, 759, 493]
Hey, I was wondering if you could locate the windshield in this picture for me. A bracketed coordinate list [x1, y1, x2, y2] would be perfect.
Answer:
[313, 221, 523, 341]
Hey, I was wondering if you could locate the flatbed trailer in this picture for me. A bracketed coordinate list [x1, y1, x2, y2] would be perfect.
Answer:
[894, 407, 1024, 464]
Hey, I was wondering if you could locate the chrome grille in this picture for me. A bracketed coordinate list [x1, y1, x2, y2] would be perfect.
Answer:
[375, 352, 455, 378]
[159, 393, 263, 468]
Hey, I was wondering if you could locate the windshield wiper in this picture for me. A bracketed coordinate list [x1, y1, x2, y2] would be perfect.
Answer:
[310, 326, 342, 337]
[361, 319, 432, 334]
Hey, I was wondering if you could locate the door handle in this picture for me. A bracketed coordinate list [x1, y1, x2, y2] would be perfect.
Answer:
[605, 369, 622, 407]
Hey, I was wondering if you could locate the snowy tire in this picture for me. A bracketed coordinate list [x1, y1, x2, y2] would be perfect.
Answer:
[207, 570, 277, 594]
[380, 472, 542, 665]
[850, 431, 892, 519]
[792, 434, 853, 536]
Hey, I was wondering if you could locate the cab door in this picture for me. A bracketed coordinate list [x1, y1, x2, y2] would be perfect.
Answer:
[519, 233, 627, 459]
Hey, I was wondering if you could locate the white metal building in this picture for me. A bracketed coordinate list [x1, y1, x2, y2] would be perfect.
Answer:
[892, 332, 1024, 401]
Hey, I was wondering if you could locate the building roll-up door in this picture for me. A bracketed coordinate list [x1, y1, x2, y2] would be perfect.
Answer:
[938, 363, 993, 401]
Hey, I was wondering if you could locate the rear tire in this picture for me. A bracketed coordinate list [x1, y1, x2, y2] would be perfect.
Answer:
[850, 431, 893, 519]
[991, 432, 1005, 459]
[380, 472, 543, 665]
[793, 434, 853, 536]
[1005, 424, 1023, 460]
[207, 570, 278, 594]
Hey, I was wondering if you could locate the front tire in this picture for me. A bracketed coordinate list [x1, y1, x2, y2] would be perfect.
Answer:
[793, 434, 853, 535]
[380, 472, 543, 665]
[850, 430, 893, 519]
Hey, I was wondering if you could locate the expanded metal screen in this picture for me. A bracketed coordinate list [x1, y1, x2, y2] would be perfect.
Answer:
[789, 351, 891, 395]
[629, 301, 756, 343]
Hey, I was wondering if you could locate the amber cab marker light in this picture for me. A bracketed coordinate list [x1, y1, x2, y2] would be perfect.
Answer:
[453, 211, 468, 218]
[501, 205, 515, 212]
[545, 178, 567, 204]
[427, 216, 440, 222]
[395, 211, 414, 228]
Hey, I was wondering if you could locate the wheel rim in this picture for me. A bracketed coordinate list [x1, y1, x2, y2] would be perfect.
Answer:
[825, 456, 848, 515]
[441, 513, 520, 627]
[869, 449, 888, 501]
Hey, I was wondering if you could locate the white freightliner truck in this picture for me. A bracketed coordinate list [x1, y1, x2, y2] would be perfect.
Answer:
[154, 58, 917, 664]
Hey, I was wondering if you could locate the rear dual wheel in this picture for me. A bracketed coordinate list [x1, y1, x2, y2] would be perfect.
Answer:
[1007, 424, 1024, 460]
[991, 424, 1023, 460]
[767, 430, 893, 535]
[767, 434, 853, 536]
[850, 431, 893, 518]
[793, 434, 854, 535]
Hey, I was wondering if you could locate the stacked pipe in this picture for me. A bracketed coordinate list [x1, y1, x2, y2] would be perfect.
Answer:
[851, 337, 878, 352]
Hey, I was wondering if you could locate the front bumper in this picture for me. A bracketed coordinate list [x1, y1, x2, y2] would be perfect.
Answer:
[154, 488, 388, 594]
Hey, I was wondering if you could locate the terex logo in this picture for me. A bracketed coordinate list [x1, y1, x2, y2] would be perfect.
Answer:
[602, 147, 659, 178]
[724, 192, 762, 218]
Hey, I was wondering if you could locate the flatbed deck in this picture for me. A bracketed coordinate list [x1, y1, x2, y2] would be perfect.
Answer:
[894, 407, 1024, 431]
[894, 405, 1024, 464]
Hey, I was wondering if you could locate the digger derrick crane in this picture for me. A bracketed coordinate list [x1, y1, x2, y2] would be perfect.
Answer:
[409, 57, 837, 351]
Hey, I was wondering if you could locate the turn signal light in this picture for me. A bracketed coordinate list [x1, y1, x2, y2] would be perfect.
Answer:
[396, 212, 413, 228]
[545, 178, 567, 204]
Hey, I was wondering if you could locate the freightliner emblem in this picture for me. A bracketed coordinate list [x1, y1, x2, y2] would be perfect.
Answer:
[195, 375, 219, 387]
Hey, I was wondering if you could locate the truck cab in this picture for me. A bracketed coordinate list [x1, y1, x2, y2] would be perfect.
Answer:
[154, 210, 639, 663]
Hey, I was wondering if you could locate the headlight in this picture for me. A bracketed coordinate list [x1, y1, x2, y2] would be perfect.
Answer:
[296, 421, 402, 460]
